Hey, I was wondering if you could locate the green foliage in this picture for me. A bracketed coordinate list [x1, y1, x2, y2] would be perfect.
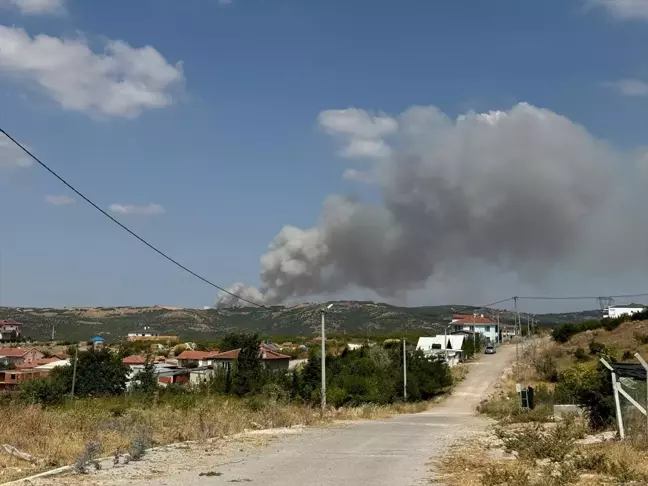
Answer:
[588, 341, 605, 355]
[573, 347, 587, 361]
[294, 346, 451, 407]
[18, 348, 128, 404]
[130, 360, 159, 396]
[554, 363, 614, 429]
[231, 333, 263, 397]
[552, 320, 601, 343]
[534, 355, 558, 382]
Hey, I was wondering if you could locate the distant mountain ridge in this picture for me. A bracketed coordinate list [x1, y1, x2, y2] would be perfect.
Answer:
[0, 302, 601, 342]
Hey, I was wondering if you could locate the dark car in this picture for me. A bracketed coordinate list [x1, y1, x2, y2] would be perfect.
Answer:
[485, 345, 496, 354]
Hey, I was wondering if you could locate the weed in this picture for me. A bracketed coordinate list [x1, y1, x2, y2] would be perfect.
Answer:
[73, 441, 102, 474]
[495, 421, 580, 463]
[130, 429, 153, 461]
[199, 471, 223, 477]
[607, 458, 648, 484]
[481, 466, 530, 486]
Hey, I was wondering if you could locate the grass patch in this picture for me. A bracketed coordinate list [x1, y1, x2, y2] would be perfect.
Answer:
[0, 394, 435, 482]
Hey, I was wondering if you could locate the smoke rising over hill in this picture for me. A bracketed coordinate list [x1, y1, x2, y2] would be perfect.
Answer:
[217, 102, 644, 308]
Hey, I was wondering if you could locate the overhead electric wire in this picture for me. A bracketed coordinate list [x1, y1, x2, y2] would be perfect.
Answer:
[0, 127, 266, 308]
[519, 292, 648, 301]
[476, 297, 514, 309]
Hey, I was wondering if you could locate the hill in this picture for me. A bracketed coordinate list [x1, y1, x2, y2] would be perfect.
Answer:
[0, 302, 600, 342]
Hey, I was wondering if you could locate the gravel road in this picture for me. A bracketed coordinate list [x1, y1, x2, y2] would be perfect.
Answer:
[28, 344, 516, 486]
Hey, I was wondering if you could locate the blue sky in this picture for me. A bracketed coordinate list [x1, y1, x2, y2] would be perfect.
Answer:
[0, 0, 647, 310]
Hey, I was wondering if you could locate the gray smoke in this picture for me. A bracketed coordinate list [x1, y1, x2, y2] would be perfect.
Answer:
[217, 102, 639, 308]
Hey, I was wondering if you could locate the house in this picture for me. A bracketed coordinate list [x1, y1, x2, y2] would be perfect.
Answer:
[0, 369, 49, 389]
[451, 315, 499, 343]
[122, 355, 147, 366]
[0, 348, 44, 367]
[90, 336, 106, 348]
[416, 335, 465, 367]
[211, 344, 291, 371]
[176, 350, 220, 368]
[0, 321, 23, 342]
[604, 304, 646, 320]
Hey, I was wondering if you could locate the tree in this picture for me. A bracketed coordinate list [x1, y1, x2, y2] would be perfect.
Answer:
[231, 333, 263, 396]
[130, 359, 159, 396]
[55, 348, 128, 398]
[220, 332, 258, 352]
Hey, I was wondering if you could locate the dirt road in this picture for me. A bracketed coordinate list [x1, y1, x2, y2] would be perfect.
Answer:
[29, 344, 516, 486]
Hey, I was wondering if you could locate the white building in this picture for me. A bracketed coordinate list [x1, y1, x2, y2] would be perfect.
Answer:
[604, 304, 646, 319]
[416, 335, 465, 367]
[451, 314, 499, 343]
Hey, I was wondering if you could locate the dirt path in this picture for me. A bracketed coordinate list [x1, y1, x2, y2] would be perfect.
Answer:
[27, 345, 516, 486]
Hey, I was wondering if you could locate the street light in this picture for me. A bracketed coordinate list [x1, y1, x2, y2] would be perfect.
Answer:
[320, 303, 333, 414]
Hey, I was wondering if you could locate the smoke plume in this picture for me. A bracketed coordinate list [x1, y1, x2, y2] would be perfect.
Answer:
[216, 102, 642, 308]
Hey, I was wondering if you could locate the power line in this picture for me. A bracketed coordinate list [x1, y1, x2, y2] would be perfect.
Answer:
[0, 128, 266, 309]
[477, 297, 514, 309]
[519, 292, 648, 301]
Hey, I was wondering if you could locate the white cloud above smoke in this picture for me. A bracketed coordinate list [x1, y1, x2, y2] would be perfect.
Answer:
[0, 0, 64, 15]
[0, 26, 184, 118]
[109, 203, 165, 216]
[216, 102, 642, 308]
[586, 0, 648, 20]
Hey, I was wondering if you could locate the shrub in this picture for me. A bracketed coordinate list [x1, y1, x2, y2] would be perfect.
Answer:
[588, 341, 605, 355]
[534, 355, 558, 382]
[622, 350, 634, 360]
[573, 347, 587, 361]
[634, 332, 648, 345]
[481, 467, 530, 486]
[73, 441, 102, 474]
[495, 421, 580, 463]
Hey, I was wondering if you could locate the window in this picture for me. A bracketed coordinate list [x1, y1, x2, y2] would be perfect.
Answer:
[10, 374, 16, 380]
[485, 326, 490, 332]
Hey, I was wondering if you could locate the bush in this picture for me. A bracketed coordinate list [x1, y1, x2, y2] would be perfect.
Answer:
[588, 341, 605, 355]
[534, 355, 558, 382]
[573, 347, 587, 361]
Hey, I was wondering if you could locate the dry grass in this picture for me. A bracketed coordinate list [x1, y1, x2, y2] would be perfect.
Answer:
[0, 395, 435, 482]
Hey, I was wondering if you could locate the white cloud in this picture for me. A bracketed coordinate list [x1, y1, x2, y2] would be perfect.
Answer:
[0, 0, 64, 15]
[587, 0, 648, 20]
[45, 194, 75, 205]
[0, 133, 32, 168]
[0, 26, 184, 118]
[604, 78, 648, 97]
[109, 203, 165, 216]
[342, 168, 375, 184]
[318, 108, 397, 159]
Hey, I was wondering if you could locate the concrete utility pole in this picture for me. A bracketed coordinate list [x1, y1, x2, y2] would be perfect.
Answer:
[514, 296, 520, 381]
[70, 345, 79, 399]
[496, 313, 500, 345]
[320, 303, 333, 414]
[402, 338, 407, 401]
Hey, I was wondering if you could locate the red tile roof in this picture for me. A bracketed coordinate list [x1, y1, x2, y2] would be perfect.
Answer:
[212, 349, 240, 360]
[176, 350, 220, 360]
[212, 346, 291, 361]
[0, 321, 23, 326]
[452, 316, 495, 325]
[122, 355, 147, 365]
[0, 347, 36, 357]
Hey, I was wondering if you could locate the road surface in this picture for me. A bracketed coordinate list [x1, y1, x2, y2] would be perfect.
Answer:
[31, 344, 515, 486]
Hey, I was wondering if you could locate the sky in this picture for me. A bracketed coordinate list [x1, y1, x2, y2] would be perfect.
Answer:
[0, 0, 647, 313]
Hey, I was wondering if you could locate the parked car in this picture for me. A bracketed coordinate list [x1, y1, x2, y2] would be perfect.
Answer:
[485, 345, 496, 354]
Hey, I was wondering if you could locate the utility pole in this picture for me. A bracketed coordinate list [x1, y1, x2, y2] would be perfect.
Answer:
[320, 303, 333, 414]
[496, 313, 500, 345]
[402, 338, 407, 401]
[514, 296, 519, 381]
[70, 345, 79, 399]
[527, 313, 530, 337]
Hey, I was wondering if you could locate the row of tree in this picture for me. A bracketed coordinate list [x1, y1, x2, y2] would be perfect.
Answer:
[17, 333, 454, 407]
